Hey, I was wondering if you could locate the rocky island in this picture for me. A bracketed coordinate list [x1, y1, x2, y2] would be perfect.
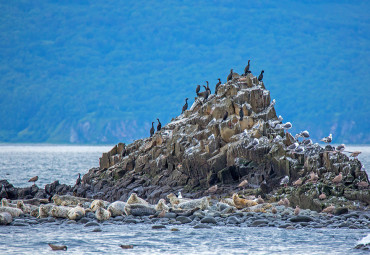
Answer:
[1, 68, 369, 250]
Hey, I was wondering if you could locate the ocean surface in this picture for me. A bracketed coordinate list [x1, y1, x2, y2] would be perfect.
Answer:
[0, 144, 369, 254]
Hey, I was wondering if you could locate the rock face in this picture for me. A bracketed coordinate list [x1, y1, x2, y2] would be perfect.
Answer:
[75, 72, 369, 210]
[1, 71, 368, 212]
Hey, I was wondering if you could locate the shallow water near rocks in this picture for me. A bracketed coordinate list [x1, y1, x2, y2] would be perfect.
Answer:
[1, 223, 369, 254]
[0, 144, 369, 254]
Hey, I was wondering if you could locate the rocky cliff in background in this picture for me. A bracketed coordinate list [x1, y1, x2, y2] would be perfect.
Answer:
[69, 71, 369, 211]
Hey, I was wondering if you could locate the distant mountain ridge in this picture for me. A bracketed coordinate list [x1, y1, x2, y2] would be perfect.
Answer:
[0, 0, 369, 144]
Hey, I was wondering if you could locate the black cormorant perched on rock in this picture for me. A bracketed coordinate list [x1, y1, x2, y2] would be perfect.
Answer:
[244, 60, 251, 75]
[223, 111, 228, 121]
[227, 69, 233, 82]
[76, 173, 81, 186]
[182, 98, 188, 114]
[239, 106, 244, 121]
[196, 85, 200, 96]
[215, 78, 221, 94]
[205, 81, 211, 94]
[157, 118, 161, 131]
[258, 70, 264, 82]
[150, 122, 155, 137]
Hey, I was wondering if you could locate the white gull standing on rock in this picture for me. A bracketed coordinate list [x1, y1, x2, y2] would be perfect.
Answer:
[320, 134, 332, 143]
[336, 144, 346, 153]
[246, 138, 259, 149]
[287, 142, 299, 151]
[281, 122, 292, 130]
[280, 176, 289, 187]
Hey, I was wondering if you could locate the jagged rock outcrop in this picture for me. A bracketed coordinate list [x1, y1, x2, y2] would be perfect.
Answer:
[77, 72, 369, 210]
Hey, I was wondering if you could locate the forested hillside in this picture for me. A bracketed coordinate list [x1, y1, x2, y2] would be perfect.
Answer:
[0, 0, 369, 144]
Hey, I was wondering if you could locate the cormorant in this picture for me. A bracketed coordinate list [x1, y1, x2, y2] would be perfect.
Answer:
[150, 122, 155, 137]
[258, 70, 264, 82]
[227, 69, 233, 81]
[76, 173, 81, 186]
[244, 60, 251, 75]
[196, 85, 200, 96]
[215, 78, 221, 94]
[239, 106, 244, 121]
[205, 81, 211, 94]
[182, 98, 188, 114]
[157, 118, 161, 131]
[203, 90, 209, 101]
[223, 111, 228, 121]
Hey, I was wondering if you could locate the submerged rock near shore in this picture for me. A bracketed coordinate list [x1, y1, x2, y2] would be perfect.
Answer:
[1, 69, 369, 214]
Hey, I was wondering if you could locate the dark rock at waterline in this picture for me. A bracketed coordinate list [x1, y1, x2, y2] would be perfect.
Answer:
[354, 244, 370, 250]
[200, 217, 217, 224]
[193, 223, 212, 229]
[290, 216, 314, 223]
[334, 207, 349, 216]
[176, 216, 192, 224]
[152, 225, 166, 229]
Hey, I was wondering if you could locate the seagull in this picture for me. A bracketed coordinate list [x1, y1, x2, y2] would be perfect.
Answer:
[309, 171, 319, 183]
[298, 130, 310, 138]
[303, 139, 313, 146]
[207, 185, 218, 194]
[349, 151, 361, 158]
[246, 138, 259, 149]
[321, 134, 332, 144]
[322, 204, 335, 214]
[294, 205, 300, 216]
[177, 191, 183, 199]
[287, 142, 299, 151]
[281, 122, 292, 130]
[28, 176, 38, 185]
[294, 146, 305, 154]
[280, 176, 289, 187]
[319, 193, 326, 200]
[48, 244, 67, 251]
[336, 144, 345, 152]
[278, 115, 283, 122]
[272, 135, 283, 143]
[332, 172, 343, 185]
[238, 179, 248, 190]
[293, 178, 303, 186]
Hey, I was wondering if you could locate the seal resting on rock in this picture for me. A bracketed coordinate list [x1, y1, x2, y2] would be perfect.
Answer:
[50, 205, 70, 218]
[38, 204, 53, 218]
[126, 193, 149, 206]
[95, 207, 111, 221]
[16, 201, 32, 214]
[0, 212, 12, 225]
[177, 197, 210, 210]
[67, 204, 85, 220]
[91, 200, 105, 212]
[124, 204, 156, 216]
[107, 201, 127, 216]
[167, 193, 191, 206]
[155, 199, 169, 212]
[52, 194, 92, 206]
[0, 206, 23, 217]
[232, 194, 257, 209]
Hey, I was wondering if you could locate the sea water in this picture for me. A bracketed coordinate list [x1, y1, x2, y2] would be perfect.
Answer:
[0, 144, 369, 254]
